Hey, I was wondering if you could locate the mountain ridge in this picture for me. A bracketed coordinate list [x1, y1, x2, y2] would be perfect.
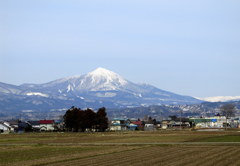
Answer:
[197, 96, 240, 102]
[0, 68, 203, 119]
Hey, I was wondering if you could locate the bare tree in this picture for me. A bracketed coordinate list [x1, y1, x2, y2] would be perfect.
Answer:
[220, 104, 236, 130]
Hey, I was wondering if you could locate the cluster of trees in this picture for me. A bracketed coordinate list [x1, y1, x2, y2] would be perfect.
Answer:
[63, 107, 108, 132]
[143, 115, 157, 125]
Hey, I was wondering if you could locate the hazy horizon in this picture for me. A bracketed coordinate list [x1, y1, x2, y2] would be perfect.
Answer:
[1, 0, 240, 98]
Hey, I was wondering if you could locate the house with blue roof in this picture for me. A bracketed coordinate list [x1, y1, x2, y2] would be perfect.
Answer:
[110, 118, 129, 131]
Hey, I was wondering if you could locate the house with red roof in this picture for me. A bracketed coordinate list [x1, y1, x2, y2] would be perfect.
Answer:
[131, 121, 144, 130]
[39, 120, 55, 131]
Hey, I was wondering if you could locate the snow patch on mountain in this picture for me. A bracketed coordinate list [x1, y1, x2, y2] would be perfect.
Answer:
[26, 92, 49, 97]
[95, 92, 117, 97]
[67, 84, 75, 92]
[52, 75, 81, 84]
[21, 110, 34, 113]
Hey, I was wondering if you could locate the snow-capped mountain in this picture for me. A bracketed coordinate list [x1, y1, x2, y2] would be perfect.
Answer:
[77, 67, 128, 91]
[0, 68, 202, 118]
[197, 96, 240, 102]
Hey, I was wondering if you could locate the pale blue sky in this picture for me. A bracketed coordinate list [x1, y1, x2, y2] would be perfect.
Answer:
[0, 0, 240, 97]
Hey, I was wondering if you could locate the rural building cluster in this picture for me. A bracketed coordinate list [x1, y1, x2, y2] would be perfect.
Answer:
[1, 115, 240, 134]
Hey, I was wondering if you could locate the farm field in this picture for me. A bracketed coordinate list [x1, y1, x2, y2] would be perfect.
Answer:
[0, 130, 240, 166]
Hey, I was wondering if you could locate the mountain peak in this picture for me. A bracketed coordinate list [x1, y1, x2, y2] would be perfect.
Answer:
[93, 67, 109, 72]
[89, 67, 116, 77]
[87, 68, 125, 82]
[78, 67, 128, 91]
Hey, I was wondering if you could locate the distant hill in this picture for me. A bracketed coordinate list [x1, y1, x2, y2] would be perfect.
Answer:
[107, 100, 240, 120]
[0, 67, 202, 119]
[2, 68, 240, 120]
[197, 96, 240, 102]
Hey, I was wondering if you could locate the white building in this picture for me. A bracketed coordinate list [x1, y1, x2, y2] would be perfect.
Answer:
[39, 120, 55, 131]
[109, 118, 128, 131]
[0, 122, 13, 133]
[190, 116, 232, 128]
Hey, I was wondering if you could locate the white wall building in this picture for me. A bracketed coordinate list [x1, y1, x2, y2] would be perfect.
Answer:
[191, 116, 233, 128]
[0, 122, 12, 133]
[39, 120, 55, 131]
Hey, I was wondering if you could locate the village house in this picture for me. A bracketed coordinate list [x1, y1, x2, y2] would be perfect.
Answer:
[172, 118, 190, 129]
[0, 121, 12, 133]
[28, 121, 40, 131]
[160, 117, 190, 129]
[54, 120, 65, 131]
[127, 123, 138, 131]
[6, 120, 19, 132]
[161, 120, 175, 129]
[109, 118, 129, 131]
[229, 117, 240, 128]
[190, 118, 212, 128]
[39, 120, 55, 131]
[189, 116, 233, 128]
[131, 120, 144, 130]
[144, 123, 155, 131]
[18, 121, 32, 133]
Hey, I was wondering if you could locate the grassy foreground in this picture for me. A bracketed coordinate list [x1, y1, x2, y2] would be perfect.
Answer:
[0, 130, 240, 166]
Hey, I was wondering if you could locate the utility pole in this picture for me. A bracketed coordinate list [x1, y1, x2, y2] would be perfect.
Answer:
[180, 110, 182, 130]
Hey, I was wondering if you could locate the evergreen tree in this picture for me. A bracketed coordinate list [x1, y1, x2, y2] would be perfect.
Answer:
[64, 106, 77, 131]
[84, 108, 96, 131]
[64, 106, 109, 132]
[96, 107, 109, 132]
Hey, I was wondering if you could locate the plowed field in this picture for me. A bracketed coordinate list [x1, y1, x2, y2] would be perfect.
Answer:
[0, 130, 239, 166]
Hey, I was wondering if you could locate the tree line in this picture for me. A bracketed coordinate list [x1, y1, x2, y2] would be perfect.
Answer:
[64, 106, 108, 132]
